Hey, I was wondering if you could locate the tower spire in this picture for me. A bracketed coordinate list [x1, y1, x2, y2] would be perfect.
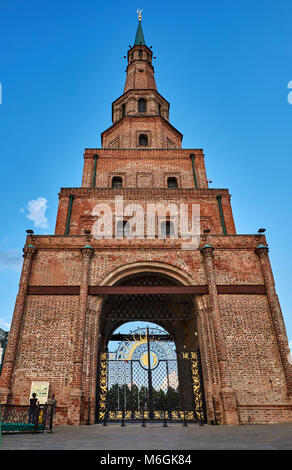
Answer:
[101, 16, 183, 149]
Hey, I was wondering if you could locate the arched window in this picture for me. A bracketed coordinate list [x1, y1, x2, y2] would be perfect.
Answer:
[167, 177, 178, 189]
[138, 98, 146, 113]
[139, 134, 148, 146]
[112, 176, 123, 188]
[122, 103, 126, 118]
[158, 104, 161, 116]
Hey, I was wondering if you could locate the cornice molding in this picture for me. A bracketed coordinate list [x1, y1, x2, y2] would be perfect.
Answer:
[59, 187, 230, 198]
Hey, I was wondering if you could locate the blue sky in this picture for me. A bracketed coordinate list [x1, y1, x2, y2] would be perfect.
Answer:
[0, 1, 291, 349]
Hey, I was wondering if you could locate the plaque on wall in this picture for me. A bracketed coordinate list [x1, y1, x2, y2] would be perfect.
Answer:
[30, 381, 49, 404]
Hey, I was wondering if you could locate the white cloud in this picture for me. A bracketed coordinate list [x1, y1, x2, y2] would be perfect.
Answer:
[21, 197, 49, 229]
[0, 318, 11, 330]
[0, 249, 22, 272]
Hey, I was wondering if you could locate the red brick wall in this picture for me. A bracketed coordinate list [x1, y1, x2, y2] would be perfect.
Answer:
[11, 295, 79, 410]
[54, 190, 235, 237]
[1, 232, 292, 425]
[102, 116, 182, 149]
[81, 149, 206, 188]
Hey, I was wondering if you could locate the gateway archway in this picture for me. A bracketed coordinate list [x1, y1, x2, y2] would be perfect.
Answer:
[95, 273, 206, 424]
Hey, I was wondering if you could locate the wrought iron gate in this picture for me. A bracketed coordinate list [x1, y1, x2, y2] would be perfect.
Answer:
[96, 327, 206, 424]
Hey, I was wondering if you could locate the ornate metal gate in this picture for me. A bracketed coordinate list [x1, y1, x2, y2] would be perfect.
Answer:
[96, 326, 206, 423]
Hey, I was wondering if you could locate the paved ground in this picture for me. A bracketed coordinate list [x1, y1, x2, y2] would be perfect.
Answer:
[1, 422, 292, 450]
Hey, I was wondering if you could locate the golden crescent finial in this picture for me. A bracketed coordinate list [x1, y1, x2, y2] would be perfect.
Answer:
[137, 9, 143, 21]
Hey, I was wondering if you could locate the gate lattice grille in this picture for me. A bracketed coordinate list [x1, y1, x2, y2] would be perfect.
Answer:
[97, 345, 206, 423]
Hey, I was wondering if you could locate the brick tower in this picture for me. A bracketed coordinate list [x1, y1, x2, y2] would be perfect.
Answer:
[1, 18, 292, 426]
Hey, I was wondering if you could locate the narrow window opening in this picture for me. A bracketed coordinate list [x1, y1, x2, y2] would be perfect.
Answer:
[161, 220, 175, 238]
[112, 176, 123, 188]
[138, 98, 147, 113]
[167, 177, 178, 189]
[116, 220, 130, 238]
[139, 134, 148, 146]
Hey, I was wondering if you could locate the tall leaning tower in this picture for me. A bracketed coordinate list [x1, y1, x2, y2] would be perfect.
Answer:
[1, 18, 291, 426]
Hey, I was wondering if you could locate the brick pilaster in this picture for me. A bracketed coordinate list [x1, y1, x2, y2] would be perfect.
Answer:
[255, 245, 292, 396]
[88, 297, 103, 424]
[68, 245, 94, 425]
[196, 306, 215, 422]
[0, 244, 36, 403]
[201, 244, 239, 424]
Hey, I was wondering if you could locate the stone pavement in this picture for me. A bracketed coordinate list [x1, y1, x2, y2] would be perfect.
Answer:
[1, 422, 292, 450]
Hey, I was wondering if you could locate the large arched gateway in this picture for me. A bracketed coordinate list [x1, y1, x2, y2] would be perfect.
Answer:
[95, 274, 206, 424]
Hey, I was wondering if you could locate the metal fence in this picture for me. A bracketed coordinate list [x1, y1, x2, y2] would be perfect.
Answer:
[0, 404, 54, 434]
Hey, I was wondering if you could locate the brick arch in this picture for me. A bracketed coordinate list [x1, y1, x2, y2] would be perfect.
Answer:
[90, 267, 210, 424]
[94, 271, 205, 424]
[97, 268, 199, 359]
[100, 261, 194, 288]
[98, 261, 203, 313]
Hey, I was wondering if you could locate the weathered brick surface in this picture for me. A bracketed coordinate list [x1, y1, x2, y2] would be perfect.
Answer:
[1, 24, 291, 426]
[102, 116, 182, 148]
[220, 294, 286, 396]
[54, 188, 235, 237]
[12, 295, 78, 403]
[81, 149, 207, 188]
[124, 45, 156, 93]
[29, 250, 82, 285]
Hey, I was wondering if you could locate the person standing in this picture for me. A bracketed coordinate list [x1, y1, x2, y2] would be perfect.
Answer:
[28, 393, 39, 423]
[47, 394, 57, 413]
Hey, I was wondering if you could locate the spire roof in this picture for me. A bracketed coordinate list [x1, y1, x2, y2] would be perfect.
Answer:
[134, 21, 146, 46]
